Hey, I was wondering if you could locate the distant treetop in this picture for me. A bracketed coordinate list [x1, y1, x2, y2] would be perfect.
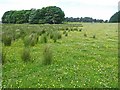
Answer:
[65, 17, 107, 23]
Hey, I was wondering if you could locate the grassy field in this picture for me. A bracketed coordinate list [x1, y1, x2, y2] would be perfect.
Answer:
[1, 23, 118, 88]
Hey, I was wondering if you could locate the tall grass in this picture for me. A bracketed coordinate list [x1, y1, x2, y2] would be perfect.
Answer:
[2, 48, 6, 64]
[42, 45, 53, 65]
[21, 47, 31, 62]
[23, 33, 39, 47]
[2, 33, 12, 46]
[84, 33, 87, 37]
[52, 31, 62, 43]
[40, 34, 47, 43]
[20, 30, 26, 40]
[93, 34, 96, 39]
[30, 33, 39, 46]
[23, 35, 31, 47]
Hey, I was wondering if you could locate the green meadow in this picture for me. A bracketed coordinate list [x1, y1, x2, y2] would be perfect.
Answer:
[1, 23, 118, 88]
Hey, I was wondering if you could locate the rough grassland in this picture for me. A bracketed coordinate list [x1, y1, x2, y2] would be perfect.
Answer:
[1, 23, 118, 88]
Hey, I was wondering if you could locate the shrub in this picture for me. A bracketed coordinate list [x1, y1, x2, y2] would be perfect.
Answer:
[42, 45, 53, 65]
[2, 33, 12, 46]
[21, 47, 31, 62]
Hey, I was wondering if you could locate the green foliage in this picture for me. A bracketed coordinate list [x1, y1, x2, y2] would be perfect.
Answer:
[29, 9, 39, 24]
[2, 6, 65, 24]
[2, 10, 31, 24]
[65, 17, 104, 23]
[39, 6, 65, 24]
[42, 45, 53, 65]
[21, 47, 31, 62]
[109, 11, 120, 23]
[2, 11, 15, 23]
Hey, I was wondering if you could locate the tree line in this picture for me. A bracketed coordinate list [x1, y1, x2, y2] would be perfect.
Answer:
[65, 17, 108, 23]
[2, 5, 118, 24]
[2, 6, 65, 24]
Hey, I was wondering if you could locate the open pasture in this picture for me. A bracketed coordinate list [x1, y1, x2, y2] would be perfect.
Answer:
[1, 23, 118, 88]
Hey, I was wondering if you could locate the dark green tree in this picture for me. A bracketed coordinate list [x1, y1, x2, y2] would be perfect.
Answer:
[29, 9, 39, 24]
[109, 11, 120, 23]
[39, 6, 65, 24]
[2, 6, 65, 24]
[2, 10, 31, 24]
[2, 11, 15, 23]
[23, 10, 32, 23]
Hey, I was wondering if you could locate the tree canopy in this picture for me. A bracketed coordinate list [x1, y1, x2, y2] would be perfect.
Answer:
[2, 6, 65, 24]
[109, 11, 120, 23]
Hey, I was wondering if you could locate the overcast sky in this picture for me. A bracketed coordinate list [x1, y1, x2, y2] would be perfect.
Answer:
[0, 0, 119, 21]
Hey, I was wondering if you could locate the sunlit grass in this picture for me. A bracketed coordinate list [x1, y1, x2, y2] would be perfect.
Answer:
[2, 23, 118, 88]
